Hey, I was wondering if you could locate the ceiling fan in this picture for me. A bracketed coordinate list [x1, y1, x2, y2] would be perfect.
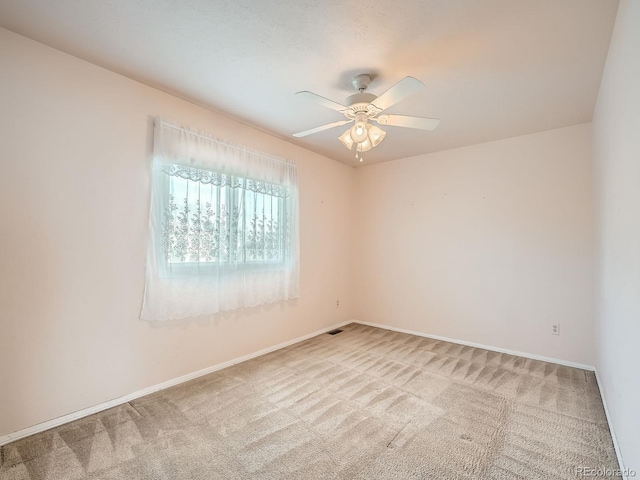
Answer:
[293, 74, 440, 162]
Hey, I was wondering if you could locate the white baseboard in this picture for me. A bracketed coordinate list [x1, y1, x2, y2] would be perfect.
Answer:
[594, 368, 628, 479]
[352, 320, 595, 371]
[0, 320, 353, 447]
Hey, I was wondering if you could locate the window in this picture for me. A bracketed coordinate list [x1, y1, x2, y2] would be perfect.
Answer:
[141, 120, 299, 321]
[161, 164, 291, 270]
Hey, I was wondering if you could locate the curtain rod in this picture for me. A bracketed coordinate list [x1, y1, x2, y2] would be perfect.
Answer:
[156, 119, 294, 167]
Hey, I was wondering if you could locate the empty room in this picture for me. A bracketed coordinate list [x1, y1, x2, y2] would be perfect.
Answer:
[0, 0, 638, 479]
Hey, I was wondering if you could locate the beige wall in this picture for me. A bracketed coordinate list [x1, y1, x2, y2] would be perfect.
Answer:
[592, 0, 640, 471]
[352, 124, 595, 365]
[0, 28, 354, 437]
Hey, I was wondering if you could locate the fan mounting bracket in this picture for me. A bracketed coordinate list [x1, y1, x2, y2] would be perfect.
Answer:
[352, 74, 372, 92]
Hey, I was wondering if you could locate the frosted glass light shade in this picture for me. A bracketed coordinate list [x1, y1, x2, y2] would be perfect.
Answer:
[368, 125, 386, 147]
[358, 137, 373, 152]
[350, 122, 369, 143]
[338, 129, 354, 149]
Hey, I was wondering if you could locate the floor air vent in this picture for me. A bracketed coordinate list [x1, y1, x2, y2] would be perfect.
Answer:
[326, 329, 343, 335]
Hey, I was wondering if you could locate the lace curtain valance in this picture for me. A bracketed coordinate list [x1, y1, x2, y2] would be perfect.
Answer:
[160, 164, 291, 197]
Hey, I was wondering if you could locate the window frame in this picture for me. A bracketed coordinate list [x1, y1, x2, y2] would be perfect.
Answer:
[159, 162, 292, 277]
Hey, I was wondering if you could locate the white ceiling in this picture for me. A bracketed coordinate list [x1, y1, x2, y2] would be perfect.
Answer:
[0, 0, 619, 166]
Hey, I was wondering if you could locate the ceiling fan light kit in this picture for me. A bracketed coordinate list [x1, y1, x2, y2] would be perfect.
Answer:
[293, 74, 440, 163]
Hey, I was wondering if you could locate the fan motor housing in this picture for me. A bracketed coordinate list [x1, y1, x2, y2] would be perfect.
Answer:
[346, 92, 377, 110]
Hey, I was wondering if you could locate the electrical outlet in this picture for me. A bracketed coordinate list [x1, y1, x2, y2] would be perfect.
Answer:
[551, 324, 560, 335]
[336, 300, 340, 308]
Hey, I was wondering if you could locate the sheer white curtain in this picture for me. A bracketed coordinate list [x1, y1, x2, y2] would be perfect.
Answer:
[141, 119, 299, 321]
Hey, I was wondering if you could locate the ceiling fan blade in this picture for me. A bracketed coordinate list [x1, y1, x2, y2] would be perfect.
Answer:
[374, 114, 440, 130]
[292, 119, 353, 138]
[296, 91, 348, 112]
[370, 77, 424, 112]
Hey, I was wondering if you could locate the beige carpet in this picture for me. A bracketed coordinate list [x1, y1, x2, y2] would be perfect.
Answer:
[0, 323, 619, 479]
